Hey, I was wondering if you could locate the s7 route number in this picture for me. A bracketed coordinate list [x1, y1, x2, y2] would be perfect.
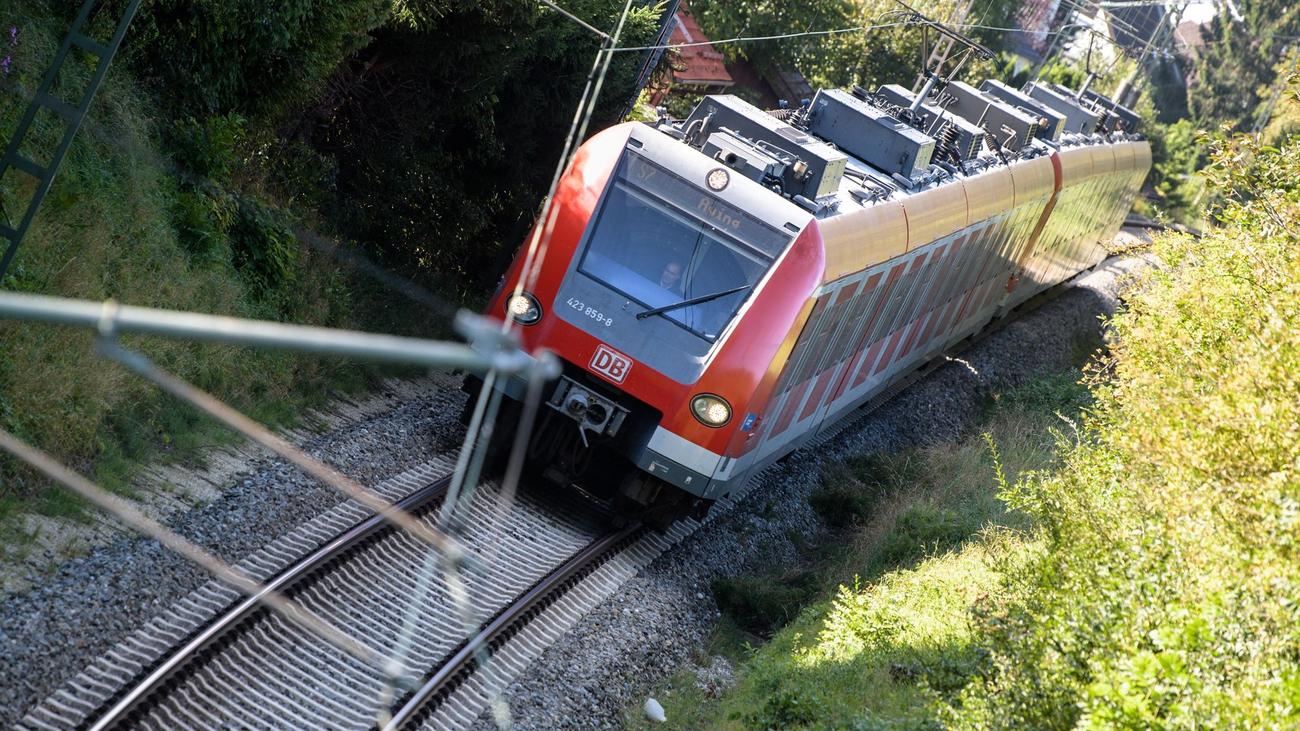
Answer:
[566, 297, 613, 327]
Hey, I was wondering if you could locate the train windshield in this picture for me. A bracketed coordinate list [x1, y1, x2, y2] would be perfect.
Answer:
[578, 154, 788, 341]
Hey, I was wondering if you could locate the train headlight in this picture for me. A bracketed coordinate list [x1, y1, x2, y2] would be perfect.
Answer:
[505, 292, 542, 325]
[690, 394, 732, 427]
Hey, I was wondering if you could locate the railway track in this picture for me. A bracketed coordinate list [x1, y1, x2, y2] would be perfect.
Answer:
[87, 474, 456, 730]
[19, 458, 643, 730]
[106, 486, 610, 730]
[384, 522, 643, 729]
[21, 256, 1144, 731]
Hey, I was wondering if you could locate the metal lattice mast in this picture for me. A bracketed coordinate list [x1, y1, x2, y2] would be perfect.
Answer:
[0, 0, 142, 281]
[913, 0, 975, 92]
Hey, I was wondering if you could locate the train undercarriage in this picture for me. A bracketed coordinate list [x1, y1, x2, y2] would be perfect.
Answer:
[461, 374, 711, 527]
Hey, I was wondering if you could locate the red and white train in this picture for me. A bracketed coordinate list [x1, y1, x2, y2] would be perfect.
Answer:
[472, 76, 1150, 519]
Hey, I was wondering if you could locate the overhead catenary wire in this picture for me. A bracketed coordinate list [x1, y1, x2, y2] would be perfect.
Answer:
[382, 2, 641, 726]
[537, 0, 613, 40]
[607, 19, 1121, 55]
[610, 20, 911, 52]
[1, 3, 1164, 727]
[0, 427, 414, 688]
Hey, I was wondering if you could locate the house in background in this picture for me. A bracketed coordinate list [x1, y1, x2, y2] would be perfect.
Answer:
[1173, 19, 1208, 62]
[1104, 2, 1175, 55]
[654, 1, 734, 99]
[652, 1, 814, 113]
[1012, 0, 1065, 62]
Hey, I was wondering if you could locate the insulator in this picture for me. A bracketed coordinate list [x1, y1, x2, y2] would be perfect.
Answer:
[936, 124, 962, 164]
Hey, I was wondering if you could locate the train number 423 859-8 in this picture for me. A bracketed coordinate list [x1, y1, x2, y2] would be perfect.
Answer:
[566, 298, 613, 327]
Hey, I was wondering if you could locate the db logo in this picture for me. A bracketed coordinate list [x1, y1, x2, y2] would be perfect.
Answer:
[589, 344, 632, 384]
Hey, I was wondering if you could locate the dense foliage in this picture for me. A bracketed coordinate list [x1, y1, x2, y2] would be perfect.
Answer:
[112, 0, 390, 123]
[952, 126, 1300, 728]
[0, 2, 371, 516]
[1191, 0, 1300, 129]
[1138, 116, 1202, 223]
[0, 0, 665, 525]
[688, 0, 1018, 91]
[313, 0, 664, 289]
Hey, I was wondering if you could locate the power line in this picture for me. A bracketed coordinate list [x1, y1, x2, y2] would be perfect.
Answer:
[609, 18, 1109, 56]
[610, 20, 912, 52]
[537, 0, 613, 40]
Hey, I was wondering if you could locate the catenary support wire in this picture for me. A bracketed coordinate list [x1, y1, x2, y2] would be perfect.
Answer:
[0, 428, 413, 687]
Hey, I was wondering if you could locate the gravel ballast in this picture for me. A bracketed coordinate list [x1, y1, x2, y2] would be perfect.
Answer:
[473, 257, 1149, 730]
[1, 255, 1146, 728]
[0, 374, 470, 726]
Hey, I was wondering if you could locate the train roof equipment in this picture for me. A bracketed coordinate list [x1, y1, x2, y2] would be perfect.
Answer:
[935, 80, 1040, 152]
[1021, 81, 1104, 136]
[661, 2, 1148, 222]
[683, 94, 848, 204]
[1078, 88, 1143, 133]
[979, 79, 1068, 142]
[867, 84, 985, 164]
[805, 88, 937, 185]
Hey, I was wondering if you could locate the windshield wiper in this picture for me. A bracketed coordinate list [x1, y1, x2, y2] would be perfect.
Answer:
[635, 284, 751, 320]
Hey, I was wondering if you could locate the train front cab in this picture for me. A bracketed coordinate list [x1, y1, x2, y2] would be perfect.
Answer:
[480, 122, 821, 516]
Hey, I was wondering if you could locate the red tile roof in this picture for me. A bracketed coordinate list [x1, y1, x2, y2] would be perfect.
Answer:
[670, 3, 734, 88]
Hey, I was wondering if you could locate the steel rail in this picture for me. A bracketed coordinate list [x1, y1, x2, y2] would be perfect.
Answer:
[384, 522, 645, 730]
[72, 256, 1139, 731]
[88, 476, 455, 731]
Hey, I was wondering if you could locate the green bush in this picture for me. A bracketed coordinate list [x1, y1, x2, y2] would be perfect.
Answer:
[0, 1, 379, 524]
[1142, 118, 1205, 224]
[735, 689, 822, 730]
[812, 452, 924, 528]
[949, 126, 1300, 728]
[809, 479, 877, 528]
[117, 0, 389, 122]
[171, 187, 229, 261]
[168, 114, 248, 181]
[986, 370, 1090, 418]
[875, 503, 972, 568]
[318, 0, 667, 289]
[228, 198, 299, 291]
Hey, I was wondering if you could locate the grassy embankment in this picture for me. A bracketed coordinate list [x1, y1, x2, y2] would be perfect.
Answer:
[633, 126, 1300, 729]
[633, 367, 1090, 730]
[0, 6, 407, 548]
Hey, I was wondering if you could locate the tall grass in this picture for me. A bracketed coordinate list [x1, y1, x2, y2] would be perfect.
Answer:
[0, 4, 386, 526]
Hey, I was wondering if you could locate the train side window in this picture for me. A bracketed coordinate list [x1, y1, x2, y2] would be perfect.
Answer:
[790, 291, 846, 386]
[773, 295, 831, 398]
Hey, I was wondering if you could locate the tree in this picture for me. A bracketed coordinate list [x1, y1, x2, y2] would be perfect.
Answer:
[118, 0, 391, 123]
[310, 0, 664, 289]
[1191, 0, 1300, 128]
[689, 0, 1019, 93]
